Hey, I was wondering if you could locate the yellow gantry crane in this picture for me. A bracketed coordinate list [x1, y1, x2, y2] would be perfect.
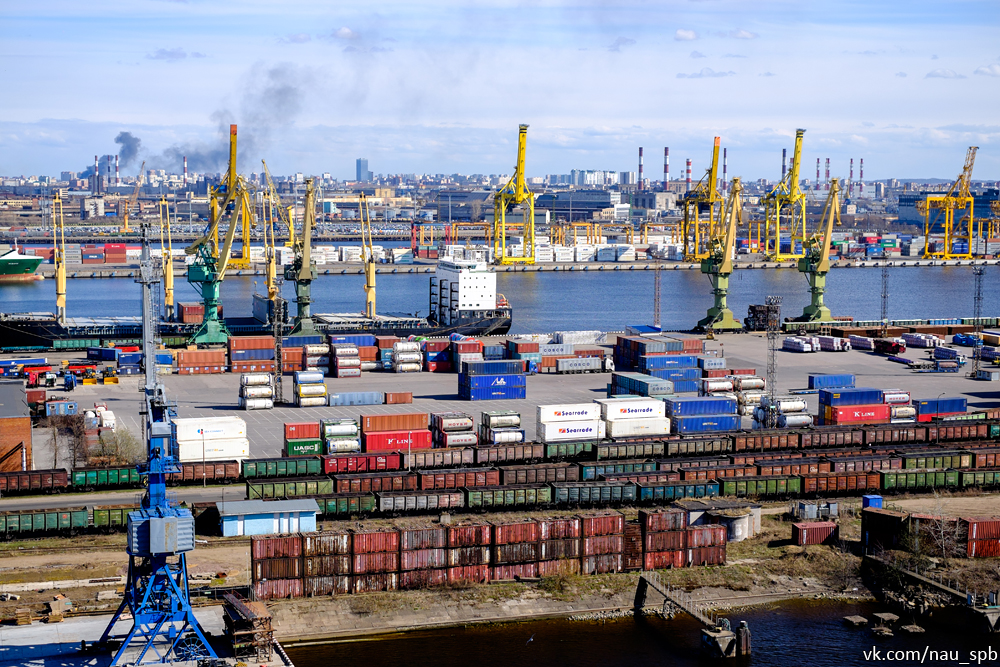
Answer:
[492, 124, 536, 265]
[52, 191, 67, 324]
[762, 129, 806, 261]
[158, 196, 175, 320]
[360, 193, 377, 318]
[285, 178, 318, 335]
[697, 178, 744, 331]
[682, 137, 722, 261]
[917, 146, 979, 260]
[120, 160, 145, 234]
[795, 178, 842, 322]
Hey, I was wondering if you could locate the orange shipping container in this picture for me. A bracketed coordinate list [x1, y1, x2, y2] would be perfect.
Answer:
[361, 412, 428, 433]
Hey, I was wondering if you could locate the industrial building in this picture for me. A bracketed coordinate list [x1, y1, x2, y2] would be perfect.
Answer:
[217, 499, 319, 537]
[0, 380, 31, 473]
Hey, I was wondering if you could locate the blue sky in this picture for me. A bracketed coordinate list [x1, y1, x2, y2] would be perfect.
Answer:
[1, 0, 998, 181]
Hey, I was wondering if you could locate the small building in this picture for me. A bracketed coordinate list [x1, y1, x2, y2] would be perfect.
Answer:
[0, 380, 31, 473]
[674, 498, 762, 542]
[216, 499, 319, 537]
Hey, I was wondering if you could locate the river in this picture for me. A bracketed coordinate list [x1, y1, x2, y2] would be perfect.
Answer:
[284, 599, 995, 667]
[1, 265, 997, 334]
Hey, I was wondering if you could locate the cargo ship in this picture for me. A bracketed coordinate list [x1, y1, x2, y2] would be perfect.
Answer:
[0, 259, 511, 350]
[0, 244, 43, 282]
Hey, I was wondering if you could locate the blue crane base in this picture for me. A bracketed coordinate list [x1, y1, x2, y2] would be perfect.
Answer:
[99, 554, 218, 665]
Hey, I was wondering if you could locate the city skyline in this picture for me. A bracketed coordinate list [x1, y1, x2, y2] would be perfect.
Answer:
[2, 0, 997, 181]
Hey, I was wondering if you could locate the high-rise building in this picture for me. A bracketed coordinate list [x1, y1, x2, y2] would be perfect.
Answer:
[356, 158, 372, 182]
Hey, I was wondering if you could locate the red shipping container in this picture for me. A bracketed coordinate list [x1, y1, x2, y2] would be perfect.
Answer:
[358, 346, 379, 361]
[424, 361, 453, 373]
[492, 563, 538, 580]
[364, 429, 433, 452]
[447, 546, 491, 566]
[967, 539, 1000, 558]
[303, 575, 351, 596]
[303, 555, 351, 576]
[423, 341, 450, 352]
[962, 517, 1000, 540]
[493, 520, 540, 545]
[385, 392, 413, 404]
[580, 511, 625, 537]
[539, 539, 581, 560]
[825, 404, 891, 424]
[400, 568, 448, 590]
[351, 573, 399, 594]
[582, 554, 623, 575]
[448, 522, 492, 547]
[686, 525, 727, 548]
[493, 542, 540, 564]
[508, 340, 539, 353]
[400, 526, 447, 550]
[792, 521, 839, 546]
[538, 517, 581, 540]
[253, 578, 302, 600]
[537, 559, 581, 577]
[251, 535, 302, 559]
[285, 421, 321, 441]
[400, 548, 448, 571]
[452, 341, 483, 354]
[730, 368, 756, 376]
[644, 531, 687, 552]
[176, 349, 226, 366]
[351, 529, 400, 554]
[643, 550, 687, 570]
[447, 565, 489, 584]
[322, 452, 401, 474]
[229, 336, 275, 351]
[25, 389, 46, 404]
[688, 546, 727, 566]
[573, 347, 606, 358]
[375, 336, 400, 349]
[253, 557, 302, 582]
[582, 535, 624, 556]
[352, 552, 400, 574]
[702, 369, 729, 378]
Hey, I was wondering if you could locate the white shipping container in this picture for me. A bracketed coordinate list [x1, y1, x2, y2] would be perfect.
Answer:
[240, 385, 274, 398]
[240, 397, 274, 411]
[605, 418, 671, 438]
[100, 411, 117, 430]
[297, 396, 328, 407]
[177, 437, 250, 462]
[536, 420, 605, 442]
[296, 384, 328, 397]
[594, 398, 666, 421]
[537, 403, 602, 423]
[173, 416, 247, 442]
[240, 373, 272, 386]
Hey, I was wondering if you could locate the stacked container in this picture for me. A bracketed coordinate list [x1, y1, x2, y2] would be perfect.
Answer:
[321, 418, 361, 454]
[913, 397, 967, 422]
[229, 336, 276, 374]
[451, 335, 484, 371]
[607, 372, 674, 398]
[293, 370, 327, 407]
[302, 532, 351, 596]
[902, 333, 942, 348]
[817, 387, 888, 425]
[423, 340, 452, 373]
[479, 410, 524, 445]
[392, 341, 422, 374]
[446, 520, 492, 584]
[331, 344, 361, 378]
[782, 336, 819, 352]
[816, 335, 852, 352]
[536, 403, 604, 443]
[284, 421, 322, 457]
[753, 396, 810, 429]
[303, 343, 331, 372]
[491, 520, 540, 580]
[176, 349, 226, 375]
[399, 523, 448, 589]
[172, 416, 249, 462]
[238, 372, 274, 410]
[686, 524, 728, 565]
[252, 535, 303, 600]
[664, 396, 740, 434]
[580, 510, 624, 574]
[350, 528, 400, 593]
[848, 335, 875, 351]
[537, 516, 582, 576]
[430, 412, 477, 447]
[594, 397, 670, 438]
[361, 412, 432, 452]
[639, 509, 688, 570]
[458, 360, 527, 401]
[507, 339, 541, 367]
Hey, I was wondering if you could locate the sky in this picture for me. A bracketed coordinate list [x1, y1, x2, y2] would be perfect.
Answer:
[1, 0, 998, 182]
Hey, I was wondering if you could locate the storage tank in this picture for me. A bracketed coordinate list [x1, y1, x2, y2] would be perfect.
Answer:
[394, 363, 422, 373]
[483, 411, 520, 428]
[327, 438, 362, 453]
[439, 432, 478, 447]
[891, 406, 916, 419]
[777, 414, 813, 428]
[334, 357, 361, 368]
[322, 421, 359, 437]
[293, 371, 325, 384]
[734, 377, 765, 391]
[296, 396, 327, 407]
[305, 344, 331, 355]
[240, 373, 272, 387]
[239, 398, 274, 411]
[296, 384, 328, 397]
[393, 352, 421, 363]
[393, 341, 420, 353]
[240, 386, 274, 398]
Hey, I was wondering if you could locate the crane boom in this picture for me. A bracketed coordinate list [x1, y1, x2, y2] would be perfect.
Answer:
[286, 178, 318, 335]
[492, 124, 536, 265]
[682, 137, 722, 261]
[795, 178, 841, 321]
[918, 146, 978, 260]
[360, 193, 377, 318]
[121, 160, 145, 234]
[762, 130, 806, 261]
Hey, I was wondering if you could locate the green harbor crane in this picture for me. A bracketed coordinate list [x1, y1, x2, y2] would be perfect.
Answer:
[697, 177, 744, 332]
[795, 177, 841, 322]
[286, 178, 318, 335]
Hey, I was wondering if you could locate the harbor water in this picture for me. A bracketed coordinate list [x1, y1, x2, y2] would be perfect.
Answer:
[1, 265, 997, 334]
[284, 599, 995, 667]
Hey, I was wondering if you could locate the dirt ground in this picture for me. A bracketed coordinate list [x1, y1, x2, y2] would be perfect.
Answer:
[887, 493, 1000, 517]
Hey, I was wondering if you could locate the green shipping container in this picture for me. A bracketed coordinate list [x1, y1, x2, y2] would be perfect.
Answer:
[544, 442, 593, 460]
[284, 439, 323, 457]
[320, 494, 376, 515]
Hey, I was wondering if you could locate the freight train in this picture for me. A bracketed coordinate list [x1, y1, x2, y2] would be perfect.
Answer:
[0, 505, 137, 540]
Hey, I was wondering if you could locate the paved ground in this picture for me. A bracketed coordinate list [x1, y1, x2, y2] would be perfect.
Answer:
[22, 332, 1000, 466]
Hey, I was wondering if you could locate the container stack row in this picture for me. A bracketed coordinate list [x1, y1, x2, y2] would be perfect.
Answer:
[430, 412, 477, 447]
[293, 370, 327, 407]
[330, 344, 361, 378]
[238, 372, 274, 411]
[536, 403, 605, 444]
[321, 418, 361, 454]
[361, 412, 433, 453]
[458, 360, 528, 401]
[479, 410, 524, 445]
[664, 396, 740, 434]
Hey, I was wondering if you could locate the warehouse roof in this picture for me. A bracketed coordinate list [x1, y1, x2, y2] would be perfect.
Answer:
[674, 498, 761, 512]
[0, 381, 28, 419]
[216, 499, 319, 517]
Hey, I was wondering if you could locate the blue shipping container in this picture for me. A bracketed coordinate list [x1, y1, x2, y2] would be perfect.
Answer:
[648, 368, 701, 381]
[231, 349, 275, 361]
[672, 414, 741, 434]
[462, 360, 526, 376]
[914, 397, 967, 415]
[87, 347, 120, 361]
[45, 401, 78, 416]
[328, 391, 385, 406]
[328, 334, 377, 347]
[818, 387, 884, 406]
[458, 374, 527, 389]
[861, 495, 883, 509]
[459, 385, 527, 401]
[483, 345, 506, 359]
[664, 396, 738, 416]
[671, 380, 699, 393]
[638, 355, 698, 370]
[807, 373, 856, 389]
[284, 335, 324, 347]
[118, 352, 143, 365]
[154, 353, 173, 365]
[0, 358, 48, 368]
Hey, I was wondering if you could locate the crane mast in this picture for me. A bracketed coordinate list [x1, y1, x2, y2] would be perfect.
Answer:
[120, 160, 145, 234]
[286, 178, 318, 335]
[360, 193, 377, 318]
[697, 177, 744, 331]
[917, 146, 978, 260]
[682, 137, 722, 261]
[159, 196, 175, 320]
[493, 124, 536, 265]
[762, 129, 807, 261]
[796, 178, 841, 321]
[53, 191, 67, 324]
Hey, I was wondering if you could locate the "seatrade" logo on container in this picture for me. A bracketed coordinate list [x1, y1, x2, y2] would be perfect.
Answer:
[557, 426, 595, 434]
[554, 409, 590, 417]
[617, 406, 654, 415]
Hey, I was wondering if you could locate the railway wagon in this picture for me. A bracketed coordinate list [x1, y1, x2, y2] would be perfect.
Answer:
[927, 423, 992, 443]
[500, 462, 579, 485]
[71, 466, 139, 490]
[755, 457, 830, 476]
[401, 448, 474, 470]
[880, 469, 960, 492]
[579, 460, 656, 481]
[168, 460, 240, 485]
[93, 506, 137, 531]
[595, 442, 665, 460]
[247, 477, 335, 500]
[663, 437, 731, 457]
[957, 469, 1000, 488]
[601, 471, 680, 484]
[680, 464, 757, 481]
[635, 480, 720, 502]
[242, 457, 323, 479]
[551, 480, 637, 505]
[720, 475, 802, 498]
[800, 472, 881, 495]
[900, 451, 972, 470]
[0, 508, 88, 537]
[861, 424, 928, 445]
[377, 490, 464, 514]
[473, 444, 545, 465]
[543, 441, 595, 460]
[799, 428, 864, 449]
[465, 484, 553, 509]
[321, 452, 402, 475]
[418, 468, 500, 491]
[333, 471, 418, 494]
[313, 494, 378, 516]
[733, 431, 801, 452]
[824, 455, 902, 473]
[0, 469, 69, 494]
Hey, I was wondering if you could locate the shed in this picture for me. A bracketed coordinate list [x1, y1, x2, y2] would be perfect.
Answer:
[674, 498, 762, 538]
[0, 380, 31, 473]
[216, 499, 319, 537]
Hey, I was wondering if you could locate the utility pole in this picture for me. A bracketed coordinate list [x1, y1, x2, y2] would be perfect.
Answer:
[971, 266, 984, 378]
[272, 287, 286, 405]
[765, 295, 782, 429]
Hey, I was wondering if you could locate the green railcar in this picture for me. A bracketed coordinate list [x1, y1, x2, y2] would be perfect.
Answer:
[465, 484, 553, 509]
[0, 509, 90, 537]
[551, 481, 637, 504]
[242, 457, 322, 479]
[958, 470, 1000, 488]
[246, 477, 334, 500]
[316, 494, 377, 516]
[543, 441, 594, 460]
[72, 467, 141, 489]
[900, 452, 971, 470]
[880, 469, 959, 491]
[664, 437, 731, 457]
[721, 475, 801, 498]
[636, 480, 719, 501]
[595, 442, 665, 460]
[93, 506, 135, 530]
[580, 460, 657, 481]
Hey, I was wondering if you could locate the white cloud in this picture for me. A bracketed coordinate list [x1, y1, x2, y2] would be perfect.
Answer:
[334, 27, 358, 40]
[974, 64, 1000, 77]
[282, 33, 312, 44]
[146, 47, 187, 61]
[690, 50, 706, 59]
[730, 29, 758, 40]
[895, 71, 907, 77]
[608, 37, 636, 52]
[674, 29, 697, 41]
[678, 68, 735, 79]
[925, 69, 966, 79]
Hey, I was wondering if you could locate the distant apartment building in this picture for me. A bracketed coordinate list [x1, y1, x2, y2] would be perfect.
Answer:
[356, 158, 373, 182]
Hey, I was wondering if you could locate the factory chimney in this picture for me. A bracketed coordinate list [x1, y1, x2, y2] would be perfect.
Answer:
[106, 156, 112, 193]
[816, 158, 821, 191]
[825, 158, 830, 190]
[685, 159, 692, 193]
[663, 147, 669, 190]
[782, 148, 787, 180]
[860, 158, 864, 184]
[183, 156, 188, 188]
[722, 148, 728, 194]
[115, 155, 120, 187]
[849, 159, 854, 198]
[638, 147, 644, 190]
[94, 155, 100, 194]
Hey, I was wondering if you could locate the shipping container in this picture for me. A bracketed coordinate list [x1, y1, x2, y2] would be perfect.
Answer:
[363, 429, 433, 452]
[791, 521, 839, 545]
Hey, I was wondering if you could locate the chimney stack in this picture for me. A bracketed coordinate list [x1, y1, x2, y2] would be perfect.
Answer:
[115, 155, 120, 187]
[782, 148, 787, 180]
[849, 158, 854, 197]
[183, 156, 188, 188]
[722, 148, 728, 194]
[106, 156, 112, 192]
[816, 158, 821, 191]
[685, 159, 692, 192]
[825, 158, 830, 190]
[663, 147, 669, 190]
[94, 155, 100, 194]
[638, 147, 644, 190]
